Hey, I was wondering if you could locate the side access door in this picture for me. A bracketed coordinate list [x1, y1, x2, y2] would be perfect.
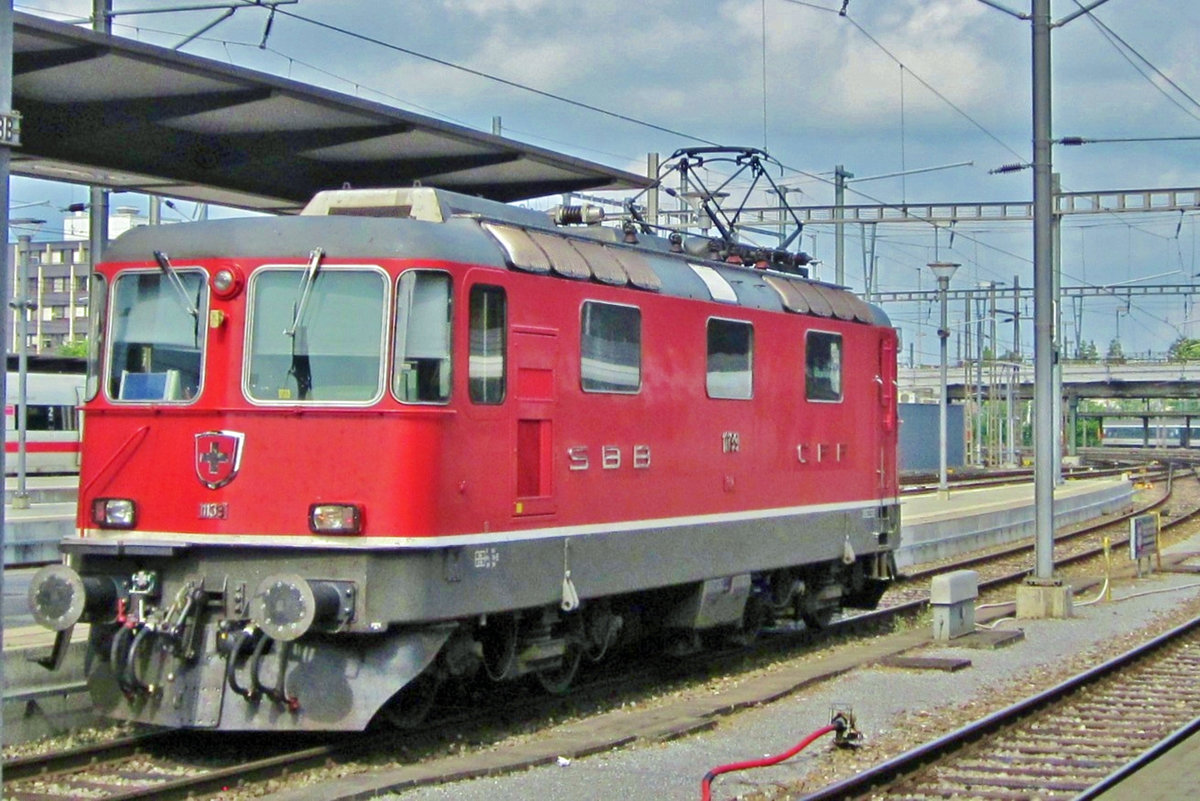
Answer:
[512, 324, 558, 517]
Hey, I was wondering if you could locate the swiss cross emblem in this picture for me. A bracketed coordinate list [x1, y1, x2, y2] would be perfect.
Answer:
[194, 431, 244, 489]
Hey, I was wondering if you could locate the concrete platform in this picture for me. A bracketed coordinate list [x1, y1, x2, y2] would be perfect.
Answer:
[897, 475, 1133, 567]
[2, 625, 92, 746]
[3, 475, 78, 566]
[4, 474, 80, 506]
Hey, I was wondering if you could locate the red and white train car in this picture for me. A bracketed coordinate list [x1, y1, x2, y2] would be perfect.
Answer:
[29, 186, 900, 731]
[4, 368, 84, 475]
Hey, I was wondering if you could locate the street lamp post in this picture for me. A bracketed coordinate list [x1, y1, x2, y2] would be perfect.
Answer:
[10, 220, 44, 509]
[930, 261, 960, 495]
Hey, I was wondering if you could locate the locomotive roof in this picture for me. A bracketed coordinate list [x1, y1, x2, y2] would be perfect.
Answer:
[104, 187, 889, 327]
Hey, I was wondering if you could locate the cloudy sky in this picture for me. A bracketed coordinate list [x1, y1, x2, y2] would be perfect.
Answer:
[14, 0, 1200, 361]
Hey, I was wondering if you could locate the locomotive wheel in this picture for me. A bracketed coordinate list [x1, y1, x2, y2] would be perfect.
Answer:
[380, 672, 442, 729]
[801, 604, 836, 630]
[727, 594, 766, 647]
[535, 643, 582, 695]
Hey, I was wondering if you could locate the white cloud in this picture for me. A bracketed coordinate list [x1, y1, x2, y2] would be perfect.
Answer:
[442, 0, 561, 14]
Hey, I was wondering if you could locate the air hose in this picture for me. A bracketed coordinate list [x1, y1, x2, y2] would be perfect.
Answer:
[700, 710, 859, 801]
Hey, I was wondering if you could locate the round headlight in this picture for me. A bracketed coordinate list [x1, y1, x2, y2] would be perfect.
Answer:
[211, 266, 243, 298]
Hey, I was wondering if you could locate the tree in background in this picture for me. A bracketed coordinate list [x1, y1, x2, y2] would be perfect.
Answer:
[1168, 336, 1200, 361]
[57, 338, 88, 358]
[1074, 340, 1099, 362]
[1106, 338, 1126, 363]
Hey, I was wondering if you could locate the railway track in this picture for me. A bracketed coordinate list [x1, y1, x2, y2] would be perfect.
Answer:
[804, 613, 1200, 800]
[1, 730, 359, 801]
[899, 463, 1146, 494]
[5, 467, 1192, 800]
[0, 655, 704, 801]
[886, 465, 1184, 609]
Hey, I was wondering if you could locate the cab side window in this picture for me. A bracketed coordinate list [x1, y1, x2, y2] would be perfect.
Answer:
[806, 331, 843, 402]
[394, 270, 452, 403]
[469, 285, 506, 404]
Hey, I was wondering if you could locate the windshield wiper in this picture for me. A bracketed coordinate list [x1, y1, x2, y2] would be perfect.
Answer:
[153, 251, 199, 317]
[285, 247, 324, 337]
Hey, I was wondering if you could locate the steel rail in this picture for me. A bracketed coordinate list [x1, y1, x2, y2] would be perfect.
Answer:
[802, 613, 1200, 800]
[3, 729, 179, 782]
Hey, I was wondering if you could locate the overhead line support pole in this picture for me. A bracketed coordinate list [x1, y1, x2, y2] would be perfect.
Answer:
[834, 165, 851, 286]
[1031, 0, 1055, 582]
[0, 0, 14, 779]
[90, 1, 111, 279]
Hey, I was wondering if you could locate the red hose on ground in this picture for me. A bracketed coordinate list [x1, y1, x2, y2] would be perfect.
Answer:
[700, 723, 839, 801]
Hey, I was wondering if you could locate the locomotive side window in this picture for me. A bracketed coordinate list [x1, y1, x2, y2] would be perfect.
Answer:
[107, 269, 207, 402]
[247, 267, 387, 403]
[707, 318, 753, 399]
[469, 285, 506, 404]
[806, 330, 843, 402]
[393, 271, 452, 403]
[581, 301, 641, 393]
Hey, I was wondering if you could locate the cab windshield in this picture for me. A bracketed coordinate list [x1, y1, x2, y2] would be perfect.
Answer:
[106, 269, 207, 402]
[246, 267, 387, 403]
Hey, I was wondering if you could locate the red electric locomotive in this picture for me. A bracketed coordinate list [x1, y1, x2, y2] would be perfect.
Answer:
[29, 155, 901, 731]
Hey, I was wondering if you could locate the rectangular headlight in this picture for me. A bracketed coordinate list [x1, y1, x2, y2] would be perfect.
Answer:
[309, 503, 362, 534]
[93, 498, 136, 529]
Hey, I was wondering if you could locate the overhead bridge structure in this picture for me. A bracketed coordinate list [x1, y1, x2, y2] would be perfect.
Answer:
[900, 362, 1200, 404]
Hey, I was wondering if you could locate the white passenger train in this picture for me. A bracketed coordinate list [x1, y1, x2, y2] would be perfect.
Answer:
[1100, 418, 1200, 448]
[4, 368, 85, 474]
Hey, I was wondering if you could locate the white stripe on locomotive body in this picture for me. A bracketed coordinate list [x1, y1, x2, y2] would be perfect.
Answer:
[76, 495, 899, 550]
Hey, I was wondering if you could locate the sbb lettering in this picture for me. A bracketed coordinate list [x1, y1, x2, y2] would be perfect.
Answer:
[566, 443, 651, 472]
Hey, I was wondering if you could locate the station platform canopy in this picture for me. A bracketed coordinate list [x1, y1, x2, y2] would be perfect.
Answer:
[10, 12, 651, 214]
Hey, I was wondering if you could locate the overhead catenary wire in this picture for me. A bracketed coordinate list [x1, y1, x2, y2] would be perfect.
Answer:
[57, 2, 1080, 288]
[780, 0, 1028, 165]
[260, 5, 724, 147]
[1070, 0, 1200, 124]
[138, 1, 1048, 269]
